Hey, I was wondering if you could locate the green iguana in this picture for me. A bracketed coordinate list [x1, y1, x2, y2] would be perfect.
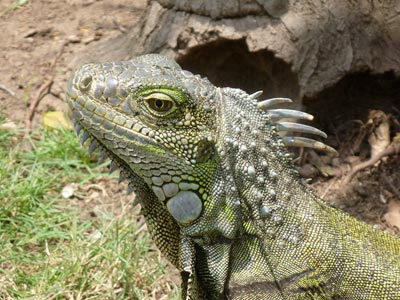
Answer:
[66, 54, 400, 299]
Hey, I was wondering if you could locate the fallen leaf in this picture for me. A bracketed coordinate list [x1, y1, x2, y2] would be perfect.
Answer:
[61, 183, 76, 199]
[367, 110, 390, 158]
[42, 111, 73, 130]
[383, 200, 400, 229]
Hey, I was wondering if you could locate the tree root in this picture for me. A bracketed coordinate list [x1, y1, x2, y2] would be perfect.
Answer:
[344, 142, 400, 184]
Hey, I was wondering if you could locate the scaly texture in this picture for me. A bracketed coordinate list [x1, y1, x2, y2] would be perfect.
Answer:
[66, 54, 400, 299]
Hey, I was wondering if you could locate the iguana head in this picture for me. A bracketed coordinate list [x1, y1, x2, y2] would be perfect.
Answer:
[67, 54, 227, 228]
[67, 54, 335, 240]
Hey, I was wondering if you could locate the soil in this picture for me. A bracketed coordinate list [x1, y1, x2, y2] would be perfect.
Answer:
[0, 0, 146, 125]
[0, 0, 148, 213]
[1, 0, 400, 283]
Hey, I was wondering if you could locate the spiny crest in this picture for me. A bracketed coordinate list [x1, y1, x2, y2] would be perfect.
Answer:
[252, 91, 337, 155]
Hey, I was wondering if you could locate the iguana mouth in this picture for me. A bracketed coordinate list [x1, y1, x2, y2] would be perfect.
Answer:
[66, 73, 167, 197]
[66, 78, 159, 149]
[69, 116, 137, 192]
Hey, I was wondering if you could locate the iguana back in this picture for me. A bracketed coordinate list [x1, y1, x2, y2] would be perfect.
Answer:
[66, 54, 400, 299]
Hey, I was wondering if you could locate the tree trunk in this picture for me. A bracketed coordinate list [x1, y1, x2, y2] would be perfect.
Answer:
[72, 0, 400, 100]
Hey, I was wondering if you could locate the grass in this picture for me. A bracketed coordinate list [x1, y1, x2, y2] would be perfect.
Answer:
[0, 124, 179, 299]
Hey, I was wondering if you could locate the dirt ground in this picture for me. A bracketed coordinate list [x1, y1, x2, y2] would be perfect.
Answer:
[0, 0, 146, 125]
[0, 0, 148, 210]
[1, 0, 400, 251]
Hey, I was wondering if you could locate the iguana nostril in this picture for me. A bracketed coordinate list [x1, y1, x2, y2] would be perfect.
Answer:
[79, 73, 92, 91]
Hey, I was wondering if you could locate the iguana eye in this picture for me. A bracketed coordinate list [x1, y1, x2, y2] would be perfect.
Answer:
[144, 93, 175, 114]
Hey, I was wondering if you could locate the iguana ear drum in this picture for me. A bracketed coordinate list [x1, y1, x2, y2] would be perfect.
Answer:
[166, 191, 203, 224]
[195, 139, 215, 163]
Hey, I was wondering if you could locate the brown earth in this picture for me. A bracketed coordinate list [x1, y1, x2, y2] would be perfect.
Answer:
[1, 0, 400, 281]
[0, 0, 148, 216]
[0, 0, 146, 125]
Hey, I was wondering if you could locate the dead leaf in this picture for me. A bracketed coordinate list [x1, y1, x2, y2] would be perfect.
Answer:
[42, 111, 73, 130]
[61, 183, 76, 199]
[383, 200, 400, 229]
[367, 110, 390, 159]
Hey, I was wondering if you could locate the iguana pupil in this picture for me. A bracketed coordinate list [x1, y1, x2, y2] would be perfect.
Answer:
[155, 99, 163, 108]
[144, 92, 175, 113]
[149, 98, 171, 111]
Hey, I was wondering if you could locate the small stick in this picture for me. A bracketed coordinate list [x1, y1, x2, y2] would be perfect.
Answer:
[112, 19, 127, 33]
[0, 83, 16, 97]
[24, 41, 67, 134]
[321, 179, 336, 200]
[24, 79, 54, 131]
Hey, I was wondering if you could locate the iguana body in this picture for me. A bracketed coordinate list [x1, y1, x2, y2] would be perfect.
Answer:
[66, 54, 400, 299]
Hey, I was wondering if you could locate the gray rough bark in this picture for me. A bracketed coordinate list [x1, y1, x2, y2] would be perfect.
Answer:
[73, 0, 400, 99]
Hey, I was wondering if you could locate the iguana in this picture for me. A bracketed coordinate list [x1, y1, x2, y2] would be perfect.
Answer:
[66, 54, 400, 299]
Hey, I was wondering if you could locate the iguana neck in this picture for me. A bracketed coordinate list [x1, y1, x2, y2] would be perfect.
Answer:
[216, 87, 307, 228]
[175, 87, 315, 297]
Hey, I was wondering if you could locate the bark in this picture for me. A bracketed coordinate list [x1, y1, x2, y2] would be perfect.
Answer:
[72, 0, 400, 99]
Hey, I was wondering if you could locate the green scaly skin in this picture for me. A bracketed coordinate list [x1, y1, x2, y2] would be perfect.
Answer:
[66, 54, 400, 299]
